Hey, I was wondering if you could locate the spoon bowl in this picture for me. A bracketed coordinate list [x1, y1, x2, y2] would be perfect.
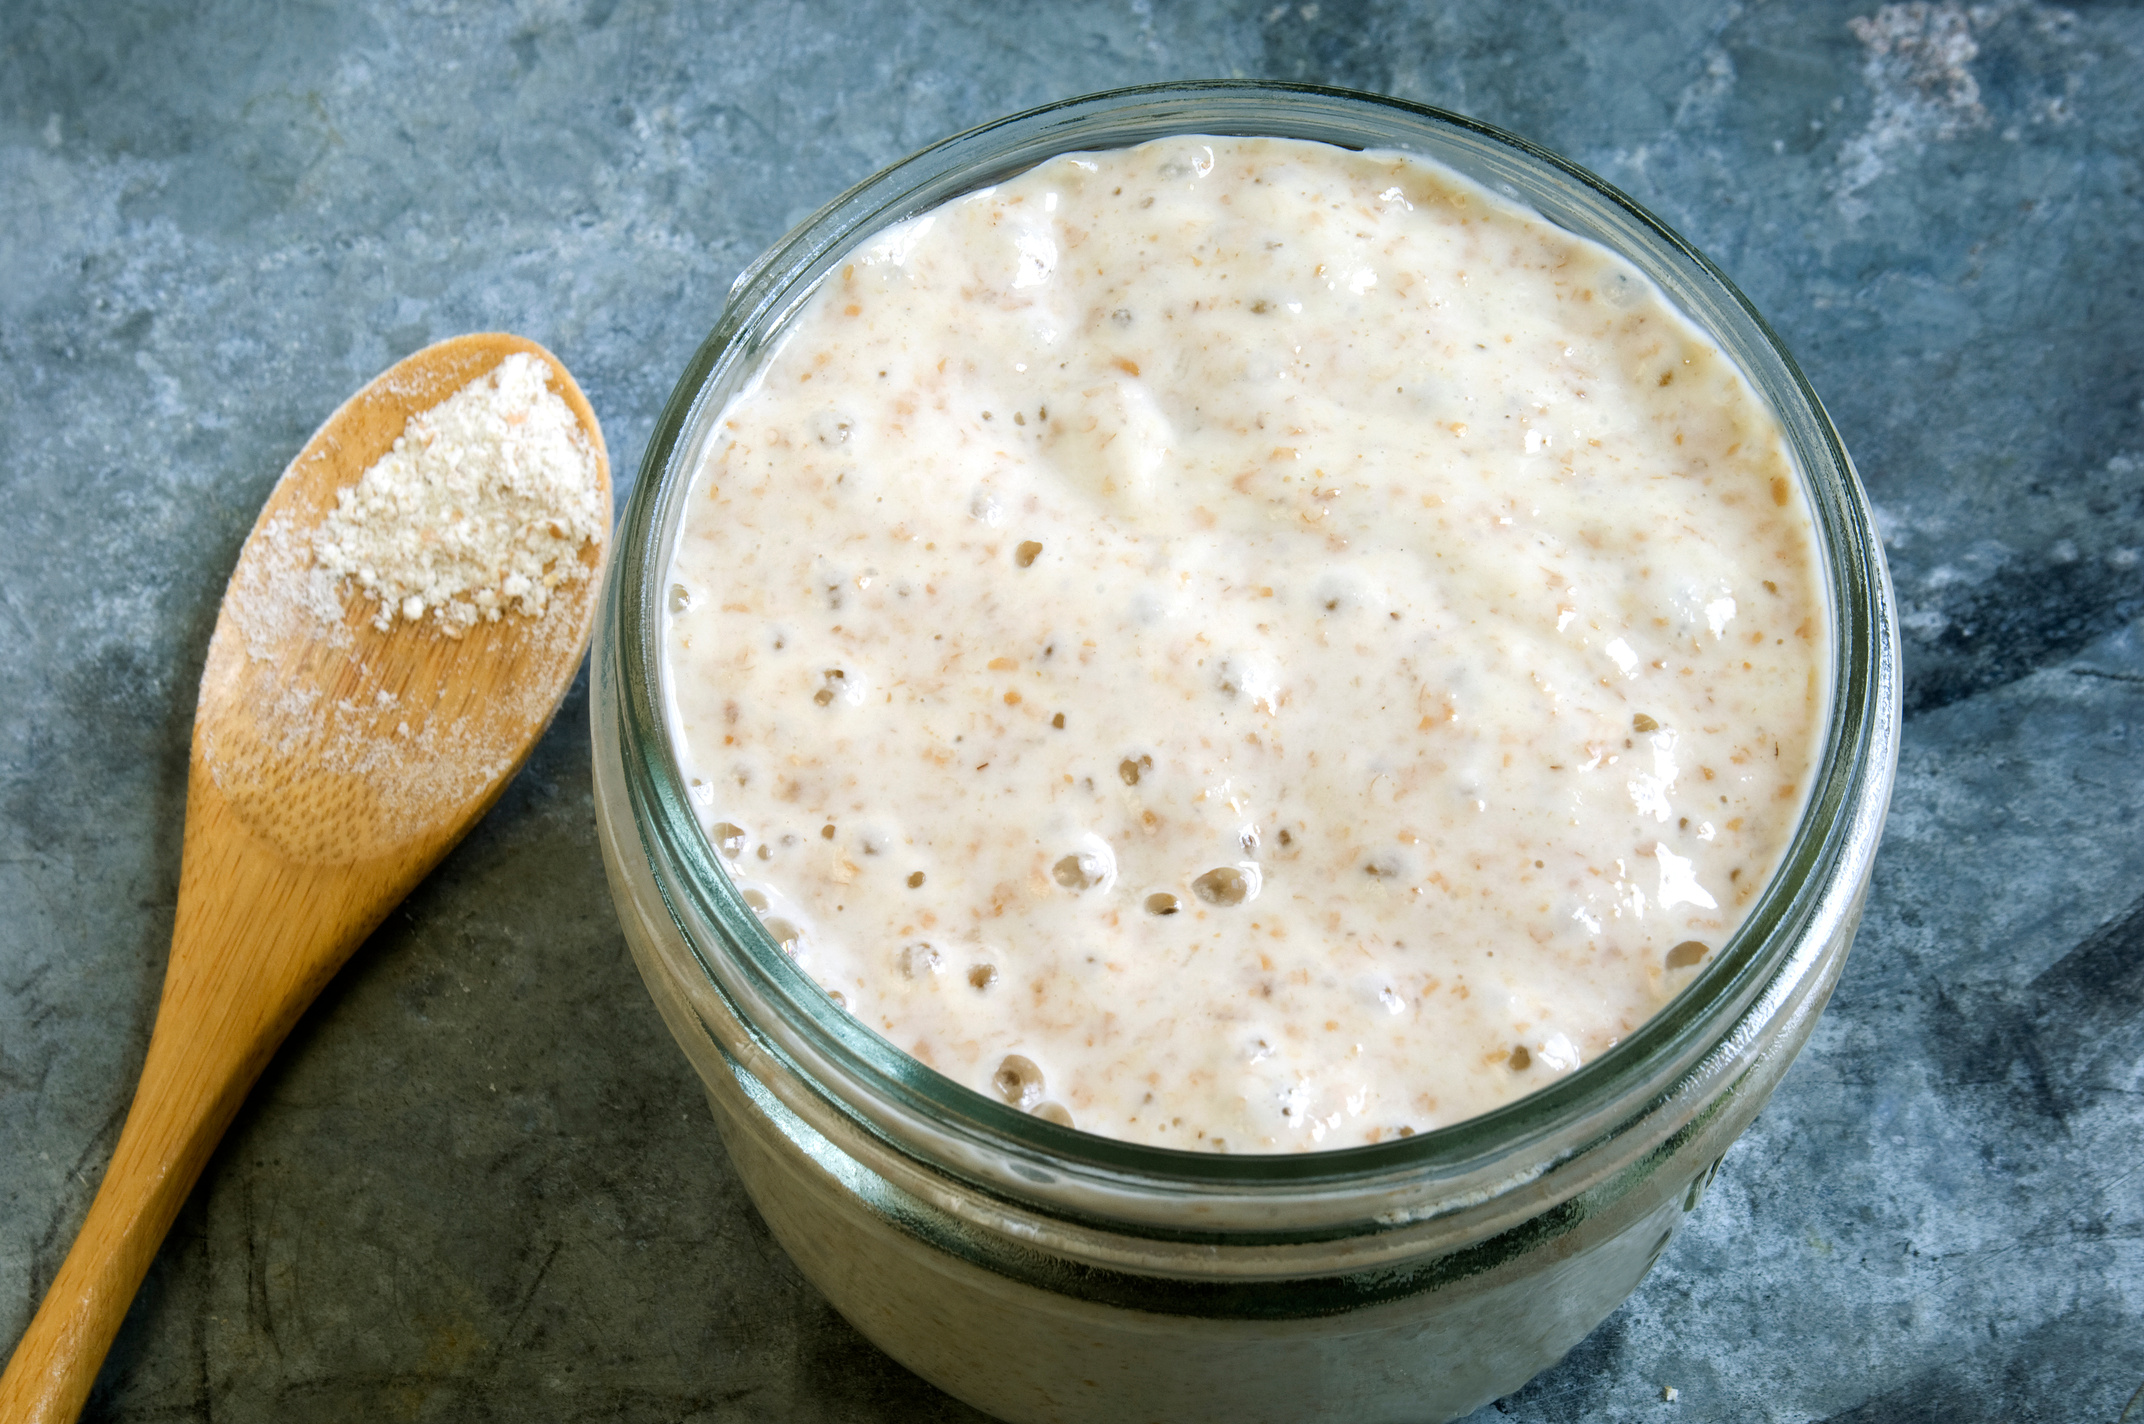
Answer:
[0, 333, 609, 1423]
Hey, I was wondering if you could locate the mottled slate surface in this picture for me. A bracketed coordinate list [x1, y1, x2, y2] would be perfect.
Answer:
[2, 2, 2139, 1420]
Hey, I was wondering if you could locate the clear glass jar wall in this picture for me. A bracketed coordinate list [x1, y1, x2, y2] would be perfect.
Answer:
[593, 82, 1901, 1424]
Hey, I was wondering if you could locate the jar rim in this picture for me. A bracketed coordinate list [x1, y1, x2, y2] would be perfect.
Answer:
[600, 80, 1898, 1225]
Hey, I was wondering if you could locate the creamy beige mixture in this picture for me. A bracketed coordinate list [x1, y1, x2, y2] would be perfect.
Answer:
[662, 136, 1826, 1151]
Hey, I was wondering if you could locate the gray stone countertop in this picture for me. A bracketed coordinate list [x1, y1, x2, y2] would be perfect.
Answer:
[3, 3, 2140, 1420]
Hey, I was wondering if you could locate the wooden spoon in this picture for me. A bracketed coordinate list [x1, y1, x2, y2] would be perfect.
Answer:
[0, 333, 610, 1423]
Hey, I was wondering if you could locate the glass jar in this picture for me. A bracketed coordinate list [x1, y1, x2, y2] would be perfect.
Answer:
[591, 82, 1900, 1424]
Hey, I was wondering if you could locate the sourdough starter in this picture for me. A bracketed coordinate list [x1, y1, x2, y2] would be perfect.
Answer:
[661, 136, 1826, 1152]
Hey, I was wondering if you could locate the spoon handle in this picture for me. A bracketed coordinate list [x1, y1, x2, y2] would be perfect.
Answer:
[0, 776, 396, 1423]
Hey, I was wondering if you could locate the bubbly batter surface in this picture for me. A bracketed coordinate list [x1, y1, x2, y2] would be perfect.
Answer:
[662, 136, 1826, 1151]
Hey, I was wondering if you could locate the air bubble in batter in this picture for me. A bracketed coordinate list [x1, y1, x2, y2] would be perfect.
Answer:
[993, 1054, 1045, 1111]
[1192, 864, 1260, 907]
